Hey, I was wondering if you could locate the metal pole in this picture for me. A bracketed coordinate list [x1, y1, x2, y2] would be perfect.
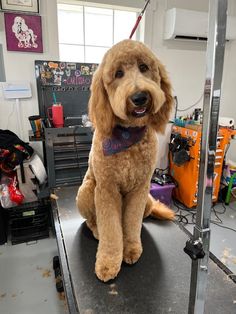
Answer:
[188, 0, 227, 313]
[16, 98, 24, 140]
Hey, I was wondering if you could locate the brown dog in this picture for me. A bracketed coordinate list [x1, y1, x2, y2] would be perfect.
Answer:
[76, 39, 174, 282]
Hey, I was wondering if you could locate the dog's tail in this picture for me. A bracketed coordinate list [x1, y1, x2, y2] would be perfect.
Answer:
[144, 194, 175, 220]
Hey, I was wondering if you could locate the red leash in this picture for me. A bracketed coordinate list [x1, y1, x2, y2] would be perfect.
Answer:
[129, 0, 151, 39]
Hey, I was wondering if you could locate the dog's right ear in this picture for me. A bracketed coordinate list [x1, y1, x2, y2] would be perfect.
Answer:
[150, 62, 174, 133]
[88, 65, 115, 136]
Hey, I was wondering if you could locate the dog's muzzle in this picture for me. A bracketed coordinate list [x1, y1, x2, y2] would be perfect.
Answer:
[130, 91, 149, 118]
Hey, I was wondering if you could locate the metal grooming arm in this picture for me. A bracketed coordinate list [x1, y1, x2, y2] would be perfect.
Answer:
[186, 0, 228, 313]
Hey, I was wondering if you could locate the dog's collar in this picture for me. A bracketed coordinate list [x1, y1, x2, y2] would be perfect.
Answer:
[102, 125, 147, 156]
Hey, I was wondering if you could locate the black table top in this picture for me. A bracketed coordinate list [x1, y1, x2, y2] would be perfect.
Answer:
[54, 186, 236, 314]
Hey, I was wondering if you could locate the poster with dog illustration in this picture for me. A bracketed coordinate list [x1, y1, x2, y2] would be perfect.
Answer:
[4, 13, 43, 53]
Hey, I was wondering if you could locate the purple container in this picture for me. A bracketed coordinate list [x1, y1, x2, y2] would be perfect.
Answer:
[150, 183, 175, 206]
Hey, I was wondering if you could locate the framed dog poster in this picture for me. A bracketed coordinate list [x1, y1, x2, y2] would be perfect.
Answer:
[0, 0, 39, 14]
[4, 12, 43, 53]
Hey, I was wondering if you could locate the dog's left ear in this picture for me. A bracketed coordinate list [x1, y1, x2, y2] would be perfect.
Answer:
[150, 63, 173, 133]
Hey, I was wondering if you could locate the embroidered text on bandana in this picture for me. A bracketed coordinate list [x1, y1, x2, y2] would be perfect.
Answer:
[102, 125, 147, 156]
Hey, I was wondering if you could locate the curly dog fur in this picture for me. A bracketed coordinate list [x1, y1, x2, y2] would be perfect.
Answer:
[76, 39, 174, 282]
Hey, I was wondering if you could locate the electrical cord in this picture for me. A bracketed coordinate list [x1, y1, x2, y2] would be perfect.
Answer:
[173, 199, 236, 233]
[175, 213, 189, 225]
[211, 208, 223, 223]
[212, 200, 227, 215]
[173, 199, 196, 225]
[211, 221, 236, 233]
[176, 212, 196, 225]
[177, 93, 204, 112]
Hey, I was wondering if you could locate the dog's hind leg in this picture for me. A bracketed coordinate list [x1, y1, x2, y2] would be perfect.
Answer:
[144, 193, 175, 220]
[76, 167, 98, 239]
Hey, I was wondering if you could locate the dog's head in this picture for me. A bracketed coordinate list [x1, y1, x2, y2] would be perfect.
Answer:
[12, 16, 27, 33]
[89, 39, 173, 135]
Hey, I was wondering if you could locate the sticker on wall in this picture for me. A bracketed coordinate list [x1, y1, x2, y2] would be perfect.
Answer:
[40, 63, 52, 83]
[66, 63, 76, 70]
[60, 62, 66, 69]
[90, 64, 98, 74]
[4, 12, 43, 53]
[53, 68, 64, 85]
[35, 60, 98, 88]
[48, 62, 58, 69]
[81, 65, 90, 76]
[65, 66, 71, 77]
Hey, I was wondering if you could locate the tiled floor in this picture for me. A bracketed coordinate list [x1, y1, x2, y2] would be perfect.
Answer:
[0, 236, 67, 314]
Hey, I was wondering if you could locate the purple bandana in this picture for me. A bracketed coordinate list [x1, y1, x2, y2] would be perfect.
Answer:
[102, 125, 147, 156]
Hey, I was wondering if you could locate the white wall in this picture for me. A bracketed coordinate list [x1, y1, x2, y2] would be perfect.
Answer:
[143, 0, 236, 166]
[0, 0, 236, 163]
[0, 0, 59, 156]
[0, 0, 141, 148]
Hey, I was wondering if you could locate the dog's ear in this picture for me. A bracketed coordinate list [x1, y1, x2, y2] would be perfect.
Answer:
[88, 65, 115, 136]
[12, 21, 17, 34]
[150, 62, 173, 133]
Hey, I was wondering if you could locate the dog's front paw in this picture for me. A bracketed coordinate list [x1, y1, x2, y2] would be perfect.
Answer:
[95, 254, 122, 282]
[123, 241, 143, 264]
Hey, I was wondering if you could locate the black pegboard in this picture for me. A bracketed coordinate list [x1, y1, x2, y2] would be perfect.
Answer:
[35, 60, 98, 120]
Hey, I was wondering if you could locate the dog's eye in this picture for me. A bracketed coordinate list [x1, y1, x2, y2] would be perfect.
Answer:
[139, 64, 149, 73]
[115, 70, 124, 78]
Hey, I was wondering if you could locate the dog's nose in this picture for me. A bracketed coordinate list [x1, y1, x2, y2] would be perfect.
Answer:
[130, 91, 148, 106]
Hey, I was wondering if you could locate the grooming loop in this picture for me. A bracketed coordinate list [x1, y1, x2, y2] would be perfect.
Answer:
[129, 0, 151, 39]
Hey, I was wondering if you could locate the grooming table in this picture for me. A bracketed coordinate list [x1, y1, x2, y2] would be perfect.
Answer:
[53, 186, 236, 314]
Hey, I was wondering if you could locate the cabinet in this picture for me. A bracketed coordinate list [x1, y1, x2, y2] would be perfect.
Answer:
[34, 60, 96, 188]
[169, 125, 234, 208]
[44, 126, 92, 187]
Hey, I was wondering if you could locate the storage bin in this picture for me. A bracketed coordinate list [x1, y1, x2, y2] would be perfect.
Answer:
[7, 200, 50, 244]
[150, 183, 175, 206]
